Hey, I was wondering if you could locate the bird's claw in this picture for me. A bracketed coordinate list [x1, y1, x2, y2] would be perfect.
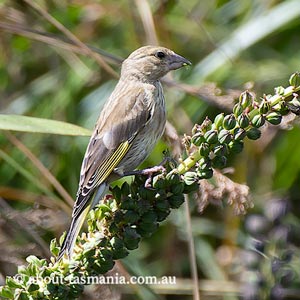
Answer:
[123, 165, 166, 188]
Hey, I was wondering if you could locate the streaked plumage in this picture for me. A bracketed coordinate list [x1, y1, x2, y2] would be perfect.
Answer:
[58, 46, 191, 259]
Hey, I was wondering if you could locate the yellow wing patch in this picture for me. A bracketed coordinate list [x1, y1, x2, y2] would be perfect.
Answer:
[93, 141, 131, 187]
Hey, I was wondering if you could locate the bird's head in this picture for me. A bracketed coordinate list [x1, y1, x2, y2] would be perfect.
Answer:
[121, 46, 191, 82]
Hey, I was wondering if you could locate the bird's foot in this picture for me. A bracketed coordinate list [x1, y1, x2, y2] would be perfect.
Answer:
[124, 165, 166, 188]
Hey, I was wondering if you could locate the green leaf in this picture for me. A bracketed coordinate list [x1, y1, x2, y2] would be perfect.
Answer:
[50, 239, 60, 257]
[0, 114, 92, 136]
[0, 286, 14, 299]
[6, 277, 23, 289]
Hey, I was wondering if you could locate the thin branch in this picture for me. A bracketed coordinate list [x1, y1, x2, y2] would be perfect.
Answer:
[5, 132, 74, 208]
[22, 0, 119, 78]
[0, 21, 123, 65]
[134, 0, 159, 45]
[0, 197, 51, 257]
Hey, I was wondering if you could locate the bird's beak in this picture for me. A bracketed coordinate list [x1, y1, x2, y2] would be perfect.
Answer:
[168, 53, 192, 70]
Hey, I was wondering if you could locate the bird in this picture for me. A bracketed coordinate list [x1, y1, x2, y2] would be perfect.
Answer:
[58, 45, 191, 259]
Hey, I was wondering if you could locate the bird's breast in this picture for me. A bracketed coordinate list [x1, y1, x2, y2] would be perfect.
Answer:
[118, 82, 166, 173]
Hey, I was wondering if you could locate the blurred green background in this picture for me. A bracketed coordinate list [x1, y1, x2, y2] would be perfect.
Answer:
[1, 0, 300, 299]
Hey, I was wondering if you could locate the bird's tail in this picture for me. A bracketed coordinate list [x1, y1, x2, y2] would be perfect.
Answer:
[57, 183, 108, 260]
[57, 204, 90, 260]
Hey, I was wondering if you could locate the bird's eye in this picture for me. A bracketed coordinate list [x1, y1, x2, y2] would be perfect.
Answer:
[155, 51, 166, 59]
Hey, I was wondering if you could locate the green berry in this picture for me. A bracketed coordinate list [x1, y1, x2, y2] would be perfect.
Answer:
[228, 140, 244, 153]
[233, 103, 244, 117]
[223, 114, 236, 130]
[204, 130, 218, 144]
[274, 86, 285, 95]
[198, 157, 212, 170]
[171, 182, 185, 195]
[212, 156, 227, 169]
[123, 211, 140, 223]
[168, 194, 185, 208]
[184, 172, 198, 185]
[191, 132, 204, 146]
[123, 227, 141, 250]
[183, 182, 199, 193]
[289, 72, 300, 87]
[251, 114, 265, 128]
[152, 176, 166, 189]
[239, 91, 254, 109]
[259, 100, 271, 114]
[246, 127, 261, 140]
[218, 129, 232, 144]
[237, 113, 250, 128]
[214, 113, 225, 129]
[275, 101, 289, 116]
[266, 112, 282, 125]
[233, 128, 247, 141]
[197, 168, 213, 179]
[199, 142, 211, 157]
[214, 144, 227, 156]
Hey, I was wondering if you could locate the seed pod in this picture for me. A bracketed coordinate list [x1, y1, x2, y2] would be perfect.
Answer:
[120, 198, 136, 210]
[121, 182, 130, 197]
[274, 86, 285, 95]
[237, 113, 250, 128]
[168, 194, 185, 208]
[266, 111, 282, 125]
[218, 129, 232, 144]
[212, 156, 227, 169]
[111, 237, 128, 259]
[214, 113, 225, 129]
[259, 100, 271, 114]
[113, 210, 124, 224]
[155, 190, 167, 202]
[223, 114, 236, 130]
[183, 182, 199, 193]
[275, 101, 290, 116]
[111, 247, 128, 260]
[139, 186, 152, 200]
[156, 210, 171, 222]
[286, 96, 300, 115]
[109, 222, 119, 234]
[197, 168, 213, 179]
[246, 127, 261, 140]
[289, 72, 300, 87]
[155, 199, 170, 212]
[201, 117, 213, 133]
[111, 237, 124, 250]
[233, 103, 244, 117]
[138, 222, 158, 237]
[124, 211, 140, 223]
[141, 211, 157, 223]
[152, 176, 166, 189]
[239, 91, 254, 109]
[214, 144, 227, 156]
[233, 127, 247, 141]
[184, 172, 198, 185]
[111, 186, 122, 204]
[191, 132, 204, 146]
[204, 130, 218, 144]
[198, 157, 212, 170]
[171, 182, 185, 195]
[192, 124, 199, 135]
[228, 140, 244, 154]
[166, 172, 181, 185]
[251, 114, 265, 128]
[136, 199, 151, 215]
[199, 142, 211, 157]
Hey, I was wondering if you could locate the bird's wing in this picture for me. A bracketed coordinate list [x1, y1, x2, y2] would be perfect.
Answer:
[72, 86, 152, 218]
